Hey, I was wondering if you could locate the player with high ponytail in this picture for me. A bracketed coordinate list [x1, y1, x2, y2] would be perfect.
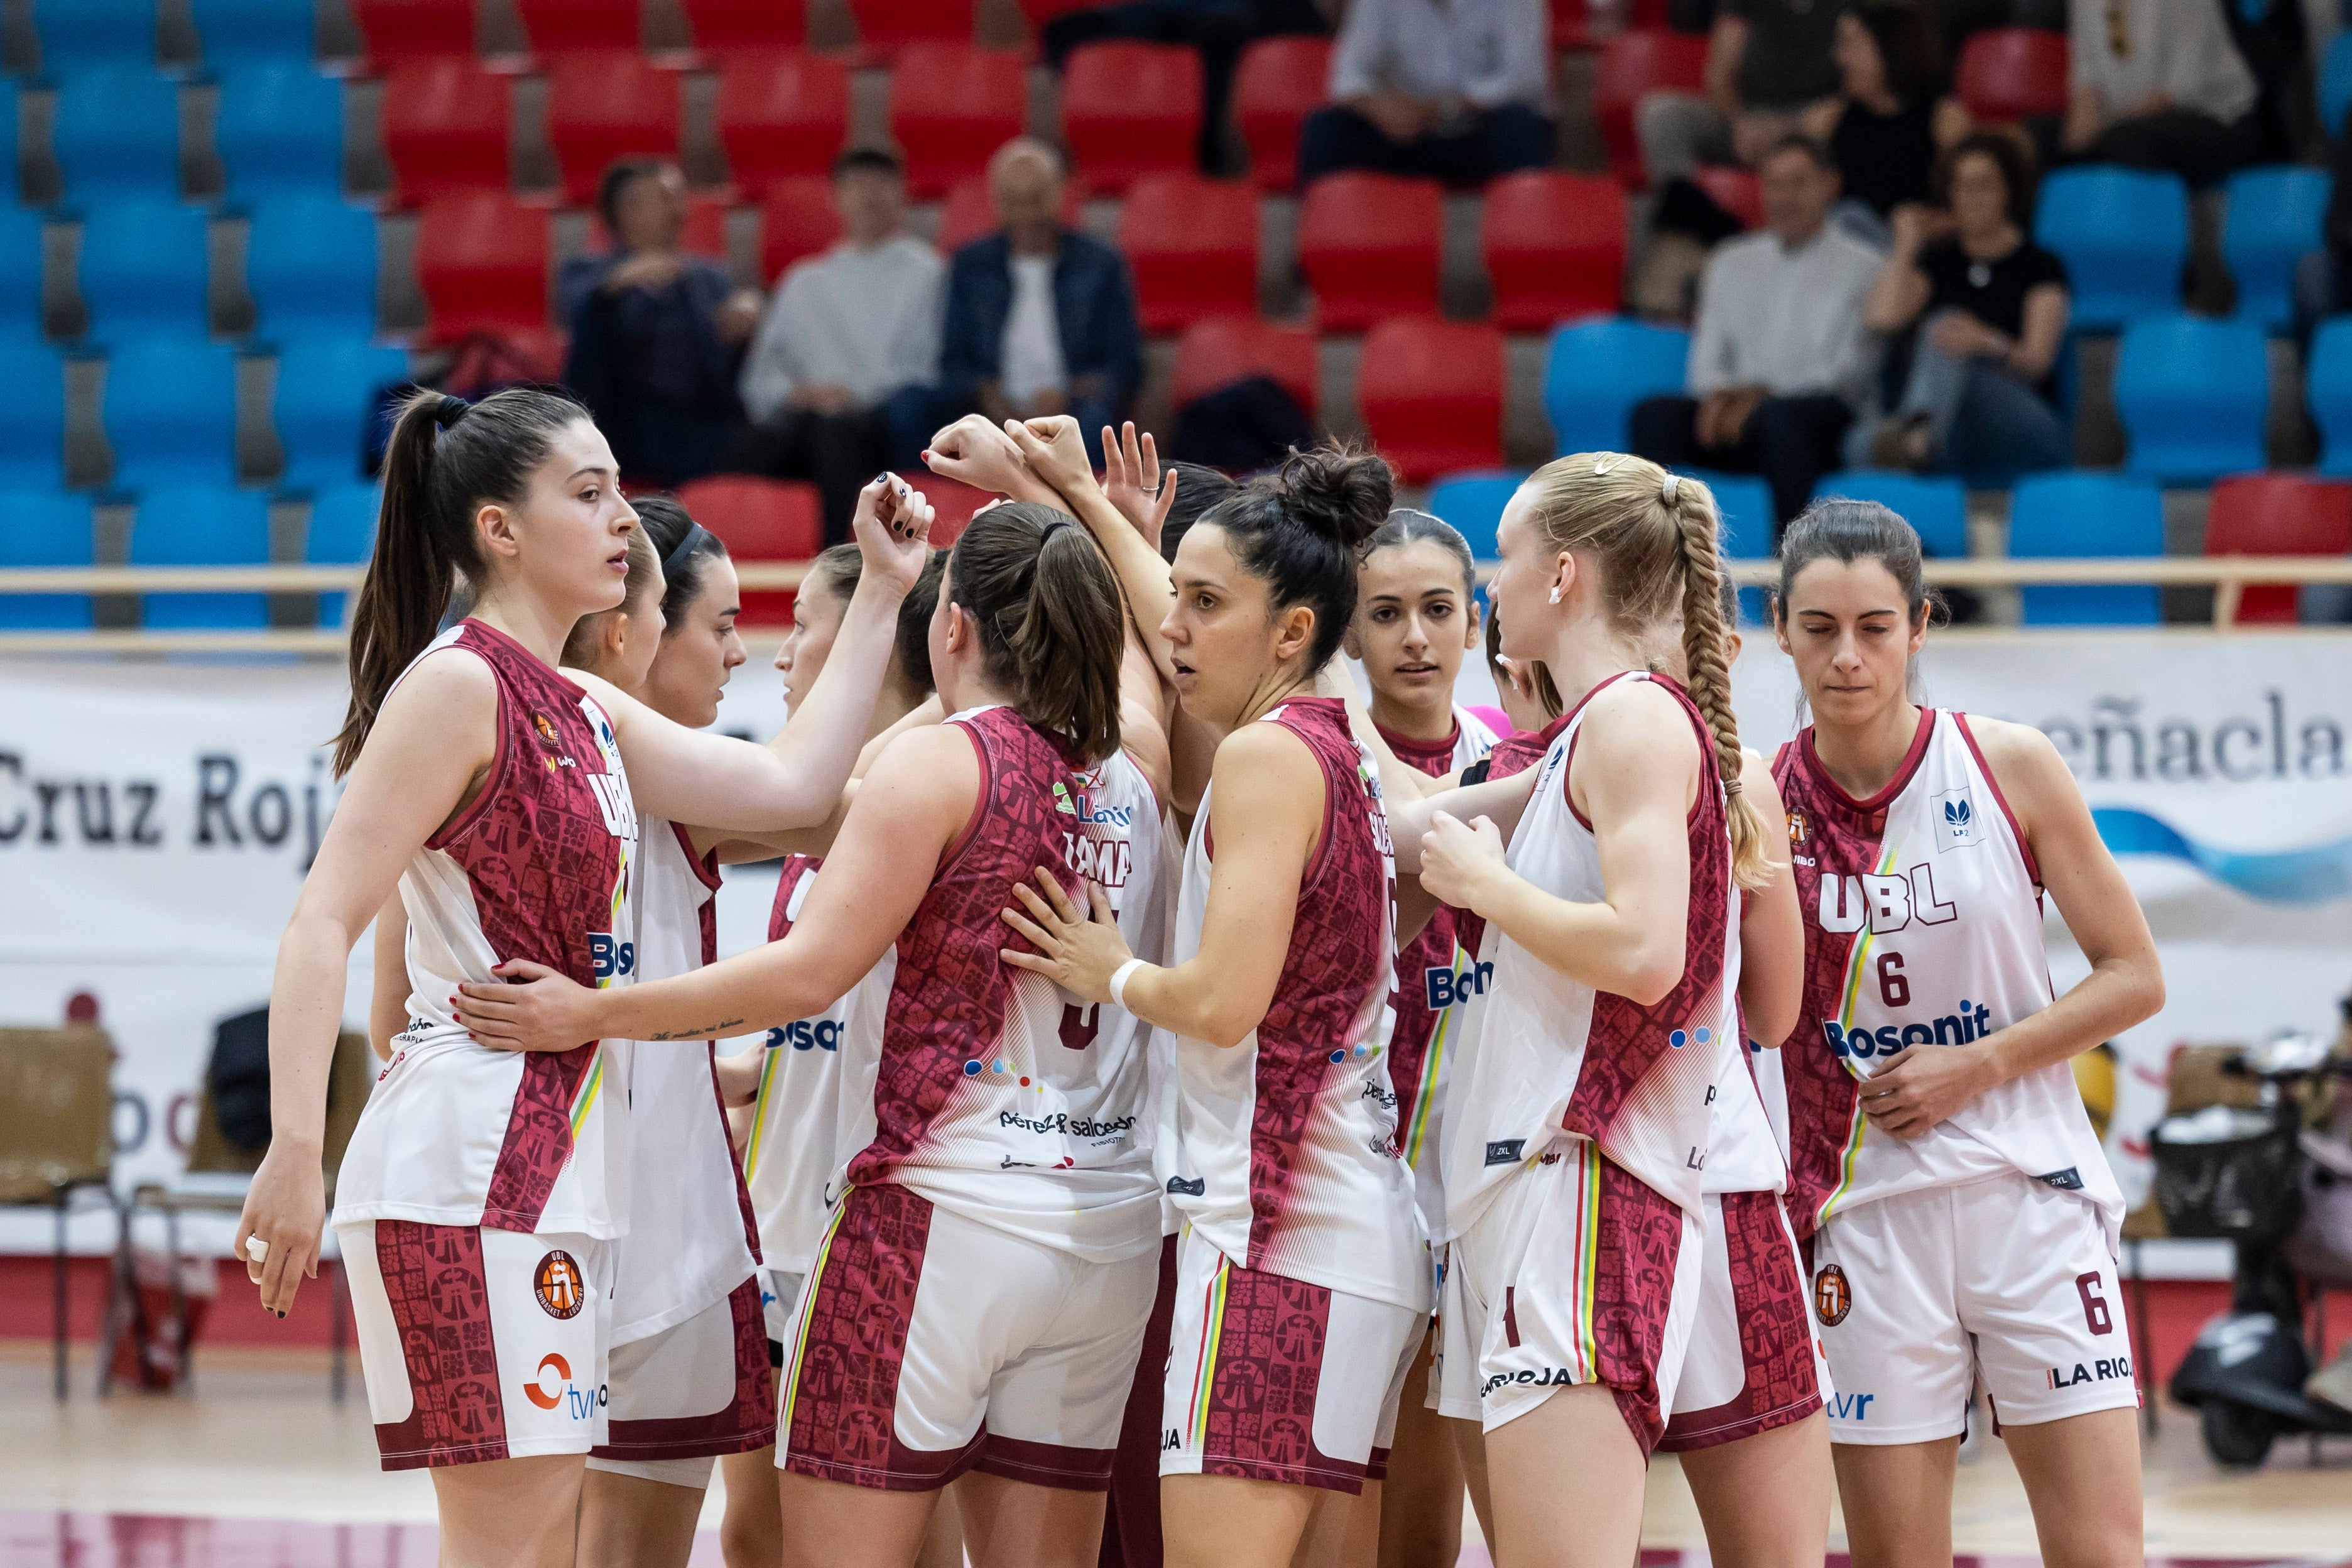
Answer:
[1370, 452, 1788, 1568]
[988, 418, 1427, 1568]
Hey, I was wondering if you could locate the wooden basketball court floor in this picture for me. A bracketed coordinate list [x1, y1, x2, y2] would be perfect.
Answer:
[2, 1344, 2346, 1567]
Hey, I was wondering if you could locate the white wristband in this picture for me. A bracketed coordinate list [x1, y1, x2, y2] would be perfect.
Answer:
[1108, 959, 1147, 1011]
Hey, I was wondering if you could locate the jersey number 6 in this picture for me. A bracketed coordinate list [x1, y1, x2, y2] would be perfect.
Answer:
[1875, 951, 1910, 1009]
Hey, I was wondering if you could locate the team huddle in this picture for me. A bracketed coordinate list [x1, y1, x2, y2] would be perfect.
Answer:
[235, 389, 2165, 1568]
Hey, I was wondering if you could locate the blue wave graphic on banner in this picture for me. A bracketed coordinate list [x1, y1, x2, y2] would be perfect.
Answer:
[2093, 808, 2352, 905]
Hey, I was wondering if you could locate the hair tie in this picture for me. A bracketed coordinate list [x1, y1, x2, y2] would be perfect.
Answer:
[660, 520, 712, 579]
[1038, 520, 1072, 543]
[1725, 776, 1744, 797]
[432, 395, 469, 431]
[1661, 473, 1680, 506]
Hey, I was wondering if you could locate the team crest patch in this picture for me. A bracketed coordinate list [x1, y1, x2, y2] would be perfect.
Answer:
[1814, 1264, 1852, 1327]
[1786, 808, 1809, 845]
[534, 1250, 585, 1319]
[1934, 788, 1983, 852]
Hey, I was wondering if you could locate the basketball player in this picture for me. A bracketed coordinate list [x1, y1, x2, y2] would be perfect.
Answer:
[451, 499, 1175, 1568]
[718, 539, 949, 1568]
[1768, 501, 2163, 1568]
[234, 389, 928, 1568]
[986, 420, 1424, 1568]
[1381, 456, 1773, 1568]
[1343, 510, 1494, 1568]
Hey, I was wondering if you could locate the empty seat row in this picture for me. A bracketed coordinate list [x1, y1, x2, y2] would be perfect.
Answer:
[2040, 164, 2331, 332]
[14, 62, 344, 200]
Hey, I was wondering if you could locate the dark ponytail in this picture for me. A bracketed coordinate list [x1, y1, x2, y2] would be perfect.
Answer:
[331, 387, 590, 777]
[1204, 444, 1391, 672]
[947, 503, 1124, 765]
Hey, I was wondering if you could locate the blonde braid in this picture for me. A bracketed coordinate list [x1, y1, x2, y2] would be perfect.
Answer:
[1668, 481, 1775, 891]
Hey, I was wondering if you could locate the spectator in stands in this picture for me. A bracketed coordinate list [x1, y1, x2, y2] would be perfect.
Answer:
[2062, 0, 2261, 185]
[1639, 0, 1848, 187]
[938, 139, 1145, 466]
[1293, 0, 1554, 186]
[1802, 3, 1969, 245]
[1042, 0, 1330, 175]
[1629, 136, 1881, 528]
[1853, 133, 2072, 483]
[735, 147, 944, 545]
[561, 158, 762, 488]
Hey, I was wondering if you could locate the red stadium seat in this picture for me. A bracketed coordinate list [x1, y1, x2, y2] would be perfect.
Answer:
[682, 0, 807, 52]
[1357, 318, 1504, 482]
[715, 50, 851, 199]
[895, 471, 991, 547]
[415, 190, 552, 340]
[381, 59, 510, 206]
[353, 0, 474, 67]
[1481, 170, 1625, 330]
[1172, 317, 1317, 415]
[678, 476, 824, 623]
[1550, 0, 1667, 50]
[1060, 41, 1203, 195]
[1118, 172, 1258, 332]
[934, 172, 1079, 253]
[1297, 172, 1442, 332]
[545, 52, 681, 205]
[1956, 28, 2069, 123]
[1592, 29, 1707, 188]
[1692, 164, 1762, 229]
[514, 0, 638, 56]
[851, 0, 974, 62]
[889, 44, 1027, 199]
[1018, 0, 1102, 26]
[760, 175, 846, 280]
[2205, 474, 2352, 624]
[1234, 36, 1331, 192]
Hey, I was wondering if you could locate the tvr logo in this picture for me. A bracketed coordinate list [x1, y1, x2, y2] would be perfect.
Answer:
[522, 1352, 607, 1420]
[1816, 861, 1956, 935]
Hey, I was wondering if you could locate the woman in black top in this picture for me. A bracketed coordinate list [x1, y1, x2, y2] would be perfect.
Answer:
[1855, 131, 2073, 482]
[1804, 3, 1969, 243]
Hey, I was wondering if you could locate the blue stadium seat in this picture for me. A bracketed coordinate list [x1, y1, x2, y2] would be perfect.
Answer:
[0, 208, 44, 337]
[275, 337, 409, 487]
[193, 0, 318, 64]
[2006, 472, 2165, 625]
[2034, 166, 2189, 329]
[1424, 469, 1528, 559]
[246, 193, 378, 335]
[306, 482, 381, 626]
[105, 336, 241, 489]
[2309, 316, 2352, 476]
[130, 486, 271, 629]
[78, 199, 210, 339]
[36, 0, 159, 72]
[2325, 32, 2352, 138]
[216, 65, 345, 199]
[0, 491, 96, 629]
[1807, 471, 1969, 558]
[1681, 468, 1773, 619]
[53, 68, 182, 199]
[2223, 166, 2330, 333]
[1544, 317, 1690, 456]
[0, 339, 68, 488]
[2113, 314, 2269, 483]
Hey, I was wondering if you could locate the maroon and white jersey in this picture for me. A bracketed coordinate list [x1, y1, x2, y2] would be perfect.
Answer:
[335, 620, 638, 1238]
[1375, 710, 1497, 1236]
[842, 706, 1162, 1266]
[1772, 710, 2121, 1241]
[1165, 697, 1425, 1312]
[1442, 673, 1733, 1242]
[744, 854, 891, 1279]
[607, 817, 762, 1344]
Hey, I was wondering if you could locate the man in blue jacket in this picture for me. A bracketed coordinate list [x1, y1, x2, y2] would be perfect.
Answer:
[938, 138, 1144, 465]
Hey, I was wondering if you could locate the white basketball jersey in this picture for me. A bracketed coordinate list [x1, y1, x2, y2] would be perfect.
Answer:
[1774, 710, 2123, 1243]
[606, 818, 761, 1344]
[1701, 903, 1785, 1197]
[1442, 672, 1735, 1243]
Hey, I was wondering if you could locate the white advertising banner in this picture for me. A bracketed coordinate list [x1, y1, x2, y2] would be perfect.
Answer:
[4, 631, 2347, 1252]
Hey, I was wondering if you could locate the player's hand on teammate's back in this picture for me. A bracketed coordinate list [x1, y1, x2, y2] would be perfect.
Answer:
[454, 961, 601, 1054]
[1859, 1041, 1999, 1139]
[1000, 867, 1132, 1005]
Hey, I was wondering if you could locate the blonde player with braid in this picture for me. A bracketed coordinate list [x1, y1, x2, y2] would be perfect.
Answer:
[1381, 455, 1799, 1568]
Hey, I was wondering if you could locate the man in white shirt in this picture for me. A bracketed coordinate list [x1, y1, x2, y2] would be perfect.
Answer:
[1629, 136, 1883, 530]
[1295, 0, 1554, 186]
[2062, 0, 2261, 187]
[735, 147, 944, 543]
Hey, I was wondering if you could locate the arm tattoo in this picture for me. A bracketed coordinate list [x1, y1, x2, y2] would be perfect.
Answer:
[648, 1020, 746, 1041]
